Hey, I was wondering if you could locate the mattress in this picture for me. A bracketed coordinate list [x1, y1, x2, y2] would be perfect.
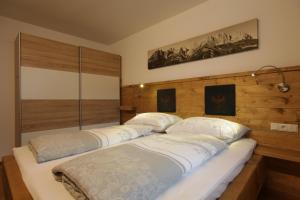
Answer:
[13, 137, 256, 200]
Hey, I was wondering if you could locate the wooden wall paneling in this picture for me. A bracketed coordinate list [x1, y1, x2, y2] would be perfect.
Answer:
[20, 33, 79, 72]
[120, 106, 136, 111]
[81, 47, 121, 76]
[21, 100, 79, 132]
[81, 100, 120, 125]
[120, 86, 136, 124]
[15, 33, 21, 146]
[251, 131, 300, 152]
[255, 145, 300, 163]
[121, 66, 300, 150]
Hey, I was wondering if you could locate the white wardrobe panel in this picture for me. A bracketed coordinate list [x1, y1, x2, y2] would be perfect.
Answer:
[21, 67, 79, 99]
[81, 73, 120, 100]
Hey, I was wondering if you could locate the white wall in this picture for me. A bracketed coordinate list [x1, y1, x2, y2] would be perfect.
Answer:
[110, 0, 300, 86]
[0, 16, 111, 158]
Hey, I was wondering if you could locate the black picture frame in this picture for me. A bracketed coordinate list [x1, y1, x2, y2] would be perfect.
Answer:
[157, 88, 176, 112]
[205, 84, 236, 116]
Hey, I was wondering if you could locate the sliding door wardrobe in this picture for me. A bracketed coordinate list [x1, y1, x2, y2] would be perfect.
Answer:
[80, 47, 120, 128]
[15, 33, 121, 146]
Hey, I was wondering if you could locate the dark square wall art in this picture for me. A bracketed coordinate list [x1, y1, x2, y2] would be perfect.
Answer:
[157, 88, 176, 112]
[205, 84, 236, 116]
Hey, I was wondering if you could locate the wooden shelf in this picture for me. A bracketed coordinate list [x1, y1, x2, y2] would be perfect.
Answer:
[255, 145, 300, 163]
[119, 106, 136, 111]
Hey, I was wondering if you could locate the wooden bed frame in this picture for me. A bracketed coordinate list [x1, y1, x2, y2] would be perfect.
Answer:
[2, 156, 32, 200]
[5, 66, 300, 200]
[2, 150, 266, 200]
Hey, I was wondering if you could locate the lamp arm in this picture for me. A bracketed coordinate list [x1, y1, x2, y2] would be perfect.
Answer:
[252, 65, 290, 92]
[253, 65, 286, 84]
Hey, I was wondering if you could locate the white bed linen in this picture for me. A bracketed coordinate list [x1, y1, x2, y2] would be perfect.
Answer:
[13, 136, 256, 200]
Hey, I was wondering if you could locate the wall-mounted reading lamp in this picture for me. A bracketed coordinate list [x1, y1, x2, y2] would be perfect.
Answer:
[251, 65, 290, 93]
[135, 83, 145, 98]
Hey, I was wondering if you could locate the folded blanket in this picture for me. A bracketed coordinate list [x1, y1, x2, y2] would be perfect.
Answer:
[53, 133, 227, 200]
[29, 125, 153, 163]
[89, 124, 154, 147]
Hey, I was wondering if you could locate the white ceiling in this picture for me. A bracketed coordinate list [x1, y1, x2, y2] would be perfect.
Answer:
[0, 0, 207, 44]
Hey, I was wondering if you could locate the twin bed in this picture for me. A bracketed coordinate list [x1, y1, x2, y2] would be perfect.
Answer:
[4, 113, 260, 200]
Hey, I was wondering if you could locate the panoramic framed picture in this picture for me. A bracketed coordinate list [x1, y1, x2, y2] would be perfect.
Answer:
[148, 19, 258, 69]
[205, 84, 236, 116]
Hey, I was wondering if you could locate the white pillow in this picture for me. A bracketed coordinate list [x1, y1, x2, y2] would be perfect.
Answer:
[124, 112, 182, 132]
[166, 117, 250, 143]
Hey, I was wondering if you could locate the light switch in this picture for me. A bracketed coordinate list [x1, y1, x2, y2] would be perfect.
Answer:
[270, 123, 298, 133]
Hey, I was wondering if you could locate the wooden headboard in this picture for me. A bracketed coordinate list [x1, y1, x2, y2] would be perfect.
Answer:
[121, 65, 300, 151]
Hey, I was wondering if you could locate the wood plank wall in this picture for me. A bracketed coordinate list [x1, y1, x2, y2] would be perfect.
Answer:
[121, 66, 300, 151]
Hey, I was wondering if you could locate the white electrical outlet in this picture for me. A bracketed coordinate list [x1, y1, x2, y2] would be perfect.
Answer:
[270, 123, 298, 133]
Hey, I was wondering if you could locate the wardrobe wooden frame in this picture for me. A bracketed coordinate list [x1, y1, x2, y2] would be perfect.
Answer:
[15, 33, 121, 145]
